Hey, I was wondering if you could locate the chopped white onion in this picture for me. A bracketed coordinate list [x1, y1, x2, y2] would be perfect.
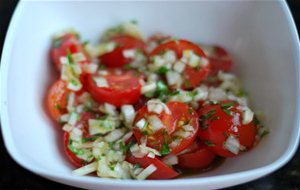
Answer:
[136, 164, 157, 180]
[67, 92, 76, 112]
[82, 63, 98, 74]
[60, 56, 69, 65]
[238, 106, 254, 125]
[121, 105, 136, 127]
[99, 103, 118, 116]
[162, 154, 178, 166]
[141, 82, 157, 94]
[71, 52, 86, 62]
[67, 80, 82, 91]
[208, 87, 227, 101]
[166, 71, 182, 86]
[70, 127, 83, 142]
[98, 70, 109, 76]
[60, 113, 70, 123]
[147, 115, 165, 132]
[173, 60, 186, 73]
[62, 123, 73, 132]
[224, 135, 240, 155]
[182, 124, 194, 132]
[193, 85, 209, 101]
[135, 118, 147, 129]
[147, 152, 156, 158]
[68, 112, 79, 125]
[73, 162, 97, 176]
[173, 130, 191, 138]
[93, 77, 109, 88]
[123, 49, 136, 58]
[104, 128, 125, 142]
[147, 99, 171, 115]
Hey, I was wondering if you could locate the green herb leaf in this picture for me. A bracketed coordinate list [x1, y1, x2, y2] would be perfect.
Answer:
[169, 90, 180, 96]
[157, 66, 169, 74]
[260, 129, 269, 138]
[82, 136, 98, 143]
[222, 109, 232, 116]
[209, 101, 219, 105]
[160, 143, 170, 155]
[133, 164, 141, 170]
[123, 64, 132, 70]
[66, 48, 74, 64]
[204, 140, 215, 147]
[183, 80, 191, 89]
[221, 102, 235, 109]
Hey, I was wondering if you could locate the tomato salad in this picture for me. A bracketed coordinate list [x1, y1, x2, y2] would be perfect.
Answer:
[47, 21, 268, 180]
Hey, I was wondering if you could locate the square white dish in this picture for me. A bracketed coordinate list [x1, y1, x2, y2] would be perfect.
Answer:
[1, 1, 299, 190]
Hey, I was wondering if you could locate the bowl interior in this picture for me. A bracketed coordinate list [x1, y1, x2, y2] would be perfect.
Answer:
[1, 1, 299, 189]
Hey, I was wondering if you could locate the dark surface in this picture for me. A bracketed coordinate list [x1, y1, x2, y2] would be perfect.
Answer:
[0, 0, 299, 190]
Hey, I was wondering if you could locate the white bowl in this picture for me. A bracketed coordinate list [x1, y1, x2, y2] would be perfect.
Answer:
[1, 1, 299, 190]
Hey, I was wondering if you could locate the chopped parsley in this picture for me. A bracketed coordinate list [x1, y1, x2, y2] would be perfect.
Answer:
[169, 90, 180, 96]
[98, 64, 106, 69]
[204, 140, 216, 147]
[133, 164, 141, 170]
[221, 102, 234, 109]
[209, 101, 219, 105]
[183, 80, 190, 89]
[123, 64, 133, 70]
[157, 66, 169, 74]
[66, 48, 74, 64]
[82, 136, 98, 143]
[222, 109, 232, 116]
[260, 129, 269, 138]
[160, 143, 170, 155]
[54, 103, 62, 110]
[204, 109, 217, 119]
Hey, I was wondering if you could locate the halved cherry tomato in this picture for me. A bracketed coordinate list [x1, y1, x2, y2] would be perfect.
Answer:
[202, 45, 233, 75]
[150, 39, 210, 89]
[99, 35, 146, 68]
[87, 69, 142, 107]
[178, 141, 216, 169]
[126, 153, 179, 179]
[133, 101, 199, 155]
[64, 112, 97, 167]
[51, 33, 90, 71]
[198, 101, 257, 157]
[47, 80, 70, 121]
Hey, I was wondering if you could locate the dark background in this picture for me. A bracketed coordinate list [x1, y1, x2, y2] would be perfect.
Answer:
[0, 0, 299, 189]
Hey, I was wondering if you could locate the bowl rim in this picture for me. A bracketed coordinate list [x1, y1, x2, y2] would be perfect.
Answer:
[1, 0, 299, 188]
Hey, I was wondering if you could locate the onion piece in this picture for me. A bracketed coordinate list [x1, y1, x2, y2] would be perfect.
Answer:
[136, 164, 157, 180]
[224, 135, 240, 155]
[73, 162, 97, 176]
[162, 154, 178, 166]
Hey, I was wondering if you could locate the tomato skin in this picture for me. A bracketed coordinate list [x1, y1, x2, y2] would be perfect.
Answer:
[47, 80, 70, 122]
[133, 101, 199, 155]
[198, 101, 257, 157]
[150, 40, 210, 89]
[63, 132, 85, 167]
[206, 46, 233, 75]
[51, 33, 90, 71]
[99, 35, 146, 68]
[63, 112, 98, 167]
[178, 141, 216, 169]
[87, 69, 142, 107]
[126, 153, 179, 179]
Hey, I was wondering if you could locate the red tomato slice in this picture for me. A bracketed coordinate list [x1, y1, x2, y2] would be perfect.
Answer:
[47, 80, 70, 121]
[99, 35, 146, 68]
[178, 141, 216, 169]
[126, 153, 179, 179]
[133, 101, 199, 155]
[203, 45, 233, 75]
[51, 33, 90, 71]
[198, 101, 257, 157]
[150, 39, 210, 89]
[87, 69, 142, 107]
[63, 112, 97, 167]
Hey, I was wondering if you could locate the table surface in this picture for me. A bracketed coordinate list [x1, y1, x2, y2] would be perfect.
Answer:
[0, 0, 299, 189]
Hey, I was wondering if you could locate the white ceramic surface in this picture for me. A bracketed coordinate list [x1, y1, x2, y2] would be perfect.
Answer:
[1, 1, 299, 190]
